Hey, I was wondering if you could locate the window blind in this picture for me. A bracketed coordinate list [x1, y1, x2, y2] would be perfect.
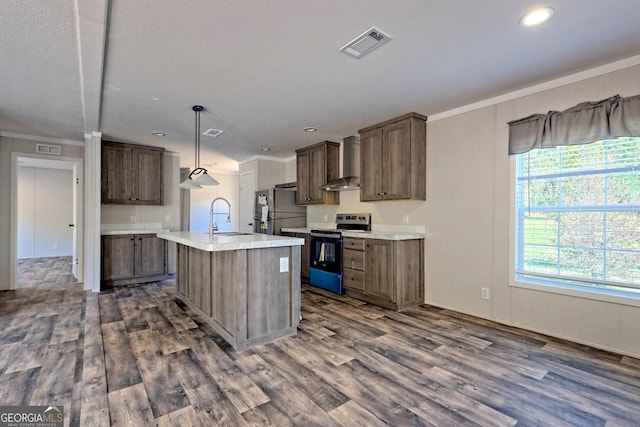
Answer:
[515, 137, 640, 291]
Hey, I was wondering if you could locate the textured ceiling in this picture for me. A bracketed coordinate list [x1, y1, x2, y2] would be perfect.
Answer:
[2, 0, 640, 171]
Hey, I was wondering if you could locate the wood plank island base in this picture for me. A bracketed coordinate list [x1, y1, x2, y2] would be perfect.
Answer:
[157, 232, 304, 351]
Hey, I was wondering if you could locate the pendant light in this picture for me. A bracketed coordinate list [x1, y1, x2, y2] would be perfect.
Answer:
[179, 105, 220, 189]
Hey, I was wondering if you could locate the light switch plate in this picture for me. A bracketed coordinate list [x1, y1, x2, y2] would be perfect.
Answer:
[280, 257, 289, 272]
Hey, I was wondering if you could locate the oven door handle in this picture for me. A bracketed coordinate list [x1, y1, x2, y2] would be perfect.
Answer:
[310, 232, 342, 239]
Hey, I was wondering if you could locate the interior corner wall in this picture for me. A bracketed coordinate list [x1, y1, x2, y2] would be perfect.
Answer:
[17, 166, 73, 258]
[307, 64, 640, 358]
[284, 157, 296, 182]
[188, 172, 239, 232]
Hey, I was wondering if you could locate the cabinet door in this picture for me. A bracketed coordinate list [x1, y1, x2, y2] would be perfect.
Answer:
[359, 128, 383, 201]
[296, 150, 310, 204]
[135, 234, 167, 277]
[365, 239, 395, 302]
[102, 235, 135, 280]
[102, 143, 131, 204]
[132, 147, 164, 205]
[308, 145, 327, 204]
[382, 119, 412, 200]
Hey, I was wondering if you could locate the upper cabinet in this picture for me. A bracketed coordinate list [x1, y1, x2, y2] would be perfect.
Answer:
[359, 112, 427, 201]
[102, 141, 164, 205]
[295, 141, 340, 205]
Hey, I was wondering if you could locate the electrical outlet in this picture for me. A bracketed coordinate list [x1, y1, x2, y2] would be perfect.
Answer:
[279, 257, 289, 272]
[323, 214, 328, 222]
[481, 288, 490, 300]
[165, 215, 171, 222]
[53, 243, 58, 250]
[402, 214, 409, 224]
[130, 215, 137, 223]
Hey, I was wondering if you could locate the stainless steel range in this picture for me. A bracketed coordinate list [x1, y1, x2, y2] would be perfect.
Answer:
[309, 213, 371, 294]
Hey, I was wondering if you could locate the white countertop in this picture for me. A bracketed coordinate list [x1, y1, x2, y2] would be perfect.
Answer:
[101, 228, 169, 235]
[281, 227, 425, 241]
[157, 231, 304, 252]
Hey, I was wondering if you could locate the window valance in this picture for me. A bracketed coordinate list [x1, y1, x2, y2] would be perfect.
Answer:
[508, 93, 640, 155]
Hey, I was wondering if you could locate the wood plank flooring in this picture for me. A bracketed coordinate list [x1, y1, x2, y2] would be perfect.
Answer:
[1, 278, 639, 426]
[17, 256, 77, 288]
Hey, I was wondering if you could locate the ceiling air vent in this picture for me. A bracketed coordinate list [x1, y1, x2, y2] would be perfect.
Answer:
[203, 128, 224, 138]
[339, 26, 392, 58]
[36, 144, 61, 155]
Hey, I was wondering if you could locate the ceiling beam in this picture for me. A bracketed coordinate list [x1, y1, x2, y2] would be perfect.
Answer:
[73, 0, 109, 133]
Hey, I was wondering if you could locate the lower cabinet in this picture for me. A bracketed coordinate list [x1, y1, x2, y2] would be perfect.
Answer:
[281, 232, 310, 279]
[343, 237, 424, 311]
[101, 234, 168, 289]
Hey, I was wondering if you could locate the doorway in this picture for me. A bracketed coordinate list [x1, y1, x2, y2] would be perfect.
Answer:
[11, 154, 83, 289]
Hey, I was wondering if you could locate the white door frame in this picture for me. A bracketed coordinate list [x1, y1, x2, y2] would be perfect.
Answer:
[10, 152, 84, 289]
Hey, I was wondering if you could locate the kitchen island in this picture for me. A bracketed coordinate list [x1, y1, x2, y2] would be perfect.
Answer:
[157, 231, 304, 351]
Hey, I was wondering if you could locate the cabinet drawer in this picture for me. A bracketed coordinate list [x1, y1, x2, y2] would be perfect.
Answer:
[343, 248, 365, 271]
[343, 268, 365, 291]
[343, 237, 365, 251]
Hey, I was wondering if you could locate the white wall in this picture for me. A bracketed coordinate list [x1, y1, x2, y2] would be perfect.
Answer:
[189, 172, 239, 232]
[239, 156, 288, 189]
[17, 166, 73, 258]
[310, 64, 640, 358]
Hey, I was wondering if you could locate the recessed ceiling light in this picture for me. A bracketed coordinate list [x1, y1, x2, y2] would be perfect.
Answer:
[258, 147, 271, 152]
[152, 131, 165, 136]
[303, 127, 317, 132]
[520, 7, 555, 27]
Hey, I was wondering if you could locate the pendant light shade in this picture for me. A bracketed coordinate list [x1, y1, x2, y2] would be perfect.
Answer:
[179, 178, 202, 189]
[180, 105, 219, 190]
[193, 170, 219, 185]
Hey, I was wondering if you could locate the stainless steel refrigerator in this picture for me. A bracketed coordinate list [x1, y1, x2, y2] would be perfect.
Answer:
[254, 189, 306, 234]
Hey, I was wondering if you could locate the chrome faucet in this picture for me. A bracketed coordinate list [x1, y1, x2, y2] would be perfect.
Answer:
[209, 197, 231, 235]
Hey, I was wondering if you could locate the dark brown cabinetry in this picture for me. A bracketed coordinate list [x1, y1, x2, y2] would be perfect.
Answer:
[359, 113, 427, 201]
[102, 141, 164, 205]
[342, 236, 424, 310]
[281, 232, 310, 279]
[295, 141, 340, 205]
[101, 234, 168, 288]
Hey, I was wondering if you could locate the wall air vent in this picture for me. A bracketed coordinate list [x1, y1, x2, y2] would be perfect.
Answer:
[339, 26, 392, 58]
[36, 144, 61, 155]
[203, 128, 224, 138]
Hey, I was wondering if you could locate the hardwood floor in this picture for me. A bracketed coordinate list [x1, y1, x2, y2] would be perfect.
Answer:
[0, 279, 639, 426]
[17, 256, 77, 288]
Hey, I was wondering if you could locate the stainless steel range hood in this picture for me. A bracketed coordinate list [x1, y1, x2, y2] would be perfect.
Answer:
[320, 135, 360, 191]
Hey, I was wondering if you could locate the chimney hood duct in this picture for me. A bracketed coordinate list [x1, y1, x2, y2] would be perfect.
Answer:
[320, 135, 360, 191]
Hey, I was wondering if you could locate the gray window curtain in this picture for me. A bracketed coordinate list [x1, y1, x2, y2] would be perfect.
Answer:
[508, 93, 640, 155]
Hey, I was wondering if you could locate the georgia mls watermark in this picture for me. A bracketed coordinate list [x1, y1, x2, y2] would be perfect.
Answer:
[0, 406, 63, 427]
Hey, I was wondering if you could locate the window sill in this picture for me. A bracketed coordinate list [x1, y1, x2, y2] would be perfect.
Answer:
[511, 277, 640, 308]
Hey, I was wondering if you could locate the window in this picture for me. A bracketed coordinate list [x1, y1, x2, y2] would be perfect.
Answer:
[515, 137, 640, 293]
